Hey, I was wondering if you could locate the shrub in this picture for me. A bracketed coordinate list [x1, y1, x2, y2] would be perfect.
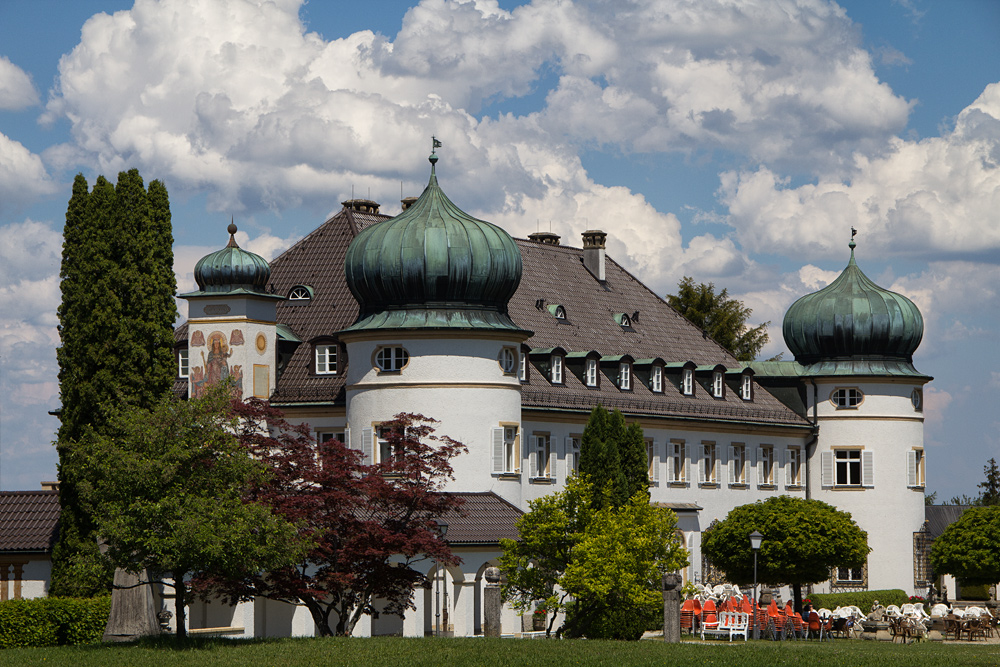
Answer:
[0, 596, 111, 648]
[959, 583, 990, 600]
[807, 589, 908, 611]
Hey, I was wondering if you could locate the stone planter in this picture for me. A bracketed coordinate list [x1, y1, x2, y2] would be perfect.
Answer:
[532, 613, 547, 631]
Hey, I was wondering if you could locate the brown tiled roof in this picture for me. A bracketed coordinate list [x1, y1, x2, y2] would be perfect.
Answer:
[440, 492, 522, 545]
[0, 491, 59, 552]
[176, 200, 808, 428]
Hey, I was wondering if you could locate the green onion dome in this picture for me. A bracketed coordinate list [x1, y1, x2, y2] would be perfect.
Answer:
[193, 222, 271, 294]
[343, 153, 527, 333]
[782, 238, 924, 368]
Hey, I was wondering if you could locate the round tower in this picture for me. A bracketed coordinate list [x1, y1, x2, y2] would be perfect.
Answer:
[783, 235, 931, 595]
[340, 148, 532, 505]
[181, 223, 284, 401]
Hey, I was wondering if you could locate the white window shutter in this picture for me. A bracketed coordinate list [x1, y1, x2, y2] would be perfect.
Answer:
[698, 444, 707, 483]
[651, 443, 660, 482]
[775, 450, 783, 487]
[565, 437, 575, 477]
[529, 436, 538, 478]
[549, 446, 556, 481]
[344, 428, 351, 450]
[667, 444, 677, 483]
[784, 449, 793, 487]
[361, 427, 374, 464]
[862, 450, 875, 487]
[757, 447, 764, 486]
[821, 451, 834, 487]
[728, 446, 736, 484]
[492, 428, 505, 474]
[906, 450, 917, 488]
[684, 443, 692, 485]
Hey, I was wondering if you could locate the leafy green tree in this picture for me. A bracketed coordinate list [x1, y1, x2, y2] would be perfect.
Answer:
[499, 475, 593, 636]
[500, 478, 686, 639]
[930, 505, 1000, 586]
[666, 276, 770, 361]
[701, 496, 869, 611]
[577, 406, 647, 509]
[73, 384, 302, 638]
[53, 170, 178, 597]
[561, 492, 688, 640]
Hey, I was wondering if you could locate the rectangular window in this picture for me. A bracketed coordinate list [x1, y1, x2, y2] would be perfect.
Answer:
[492, 426, 520, 474]
[835, 450, 862, 486]
[700, 442, 717, 485]
[668, 440, 688, 484]
[646, 439, 659, 484]
[377, 426, 401, 464]
[651, 365, 662, 393]
[317, 430, 346, 445]
[741, 374, 752, 401]
[551, 355, 563, 384]
[786, 447, 802, 487]
[712, 371, 724, 398]
[907, 449, 926, 488]
[758, 445, 775, 486]
[566, 436, 581, 476]
[682, 368, 694, 395]
[178, 349, 189, 378]
[518, 350, 527, 382]
[618, 362, 631, 390]
[836, 566, 864, 584]
[252, 364, 269, 399]
[531, 433, 553, 479]
[729, 443, 747, 485]
[316, 344, 337, 374]
[585, 359, 598, 387]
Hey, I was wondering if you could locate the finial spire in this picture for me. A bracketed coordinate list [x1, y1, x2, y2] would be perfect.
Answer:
[848, 226, 857, 263]
[227, 216, 239, 248]
[429, 136, 442, 167]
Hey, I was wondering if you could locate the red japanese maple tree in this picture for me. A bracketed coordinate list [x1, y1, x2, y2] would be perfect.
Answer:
[205, 399, 466, 636]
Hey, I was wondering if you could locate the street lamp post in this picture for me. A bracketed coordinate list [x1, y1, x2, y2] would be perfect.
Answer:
[749, 531, 763, 640]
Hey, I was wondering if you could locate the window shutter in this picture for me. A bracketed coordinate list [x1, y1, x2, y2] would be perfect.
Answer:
[344, 428, 351, 451]
[667, 444, 676, 483]
[728, 446, 736, 484]
[492, 428, 505, 474]
[775, 450, 783, 487]
[565, 437, 576, 477]
[361, 427, 374, 464]
[529, 436, 538, 478]
[651, 443, 660, 482]
[684, 443, 692, 485]
[862, 450, 875, 487]
[757, 447, 764, 486]
[549, 446, 556, 480]
[906, 450, 917, 488]
[698, 444, 707, 483]
[514, 431, 521, 473]
[784, 449, 793, 487]
[821, 451, 833, 487]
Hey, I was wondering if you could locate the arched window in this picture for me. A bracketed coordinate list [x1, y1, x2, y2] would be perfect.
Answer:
[376, 346, 409, 372]
[288, 285, 314, 301]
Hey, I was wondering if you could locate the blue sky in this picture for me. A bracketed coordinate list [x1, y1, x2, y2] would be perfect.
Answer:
[0, 0, 997, 501]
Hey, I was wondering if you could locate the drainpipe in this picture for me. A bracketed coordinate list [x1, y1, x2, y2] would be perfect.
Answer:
[804, 379, 819, 500]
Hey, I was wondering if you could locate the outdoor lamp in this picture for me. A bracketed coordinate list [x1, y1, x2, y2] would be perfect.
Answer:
[750, 531, 763, 639]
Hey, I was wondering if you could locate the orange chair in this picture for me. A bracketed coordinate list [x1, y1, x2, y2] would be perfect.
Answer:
[680, 599, 695, 634]
[767, 602, 785, 639]
[692, 598, 703, 632]
[703, 599, 719, 630]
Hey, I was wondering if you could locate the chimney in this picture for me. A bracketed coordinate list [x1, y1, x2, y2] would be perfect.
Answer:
[342, 199, 380, 214]
[582, 230, 607, 282]
[528, 231, 561, 245]
[400, 196, 418, 211]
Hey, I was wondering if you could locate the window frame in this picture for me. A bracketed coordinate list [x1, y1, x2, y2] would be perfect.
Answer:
[498, 347, 517, 375]
[830, 387, 864, 409]
[550, 354, 564, 385]
[618, 362, 631, 390]
[492, 424, 521, 475]
[785, 447, 802, 488]
[315, 343, 338, 375]
[712, 371, 724, 398]
[682, 368, 694, 396]
[177, 348, 189, 379]
[758, 445, 775, 487]
[375, 346, 409, 373]
[646, 438, 659, 485]
[651, 364, 663, 393]
[585, 358, 598, 387]
[531, 432, 554, 480]
[287, 284, 313, 301]
[741, 373, 753, 401]
[668, 439, 689, 485]
[911, 388, 923, 412]
[835, 449, 863, 486]
[700, 441, 718, 486]
[518, 349, 528, 382]
[907, 448, 926, 488]
[729, 443, 747, 486]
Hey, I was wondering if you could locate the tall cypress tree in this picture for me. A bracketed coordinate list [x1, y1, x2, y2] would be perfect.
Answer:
[578, 406, 644, 509]
[52, 171, 177, 597]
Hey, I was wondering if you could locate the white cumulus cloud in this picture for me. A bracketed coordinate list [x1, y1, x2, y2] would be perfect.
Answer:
[0, 56, 39, 110]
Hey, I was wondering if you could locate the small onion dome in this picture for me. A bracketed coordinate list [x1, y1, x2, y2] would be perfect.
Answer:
[193, 222, 271, 294]
[782, 238, 924, 368]
[343, 153, 528, 333]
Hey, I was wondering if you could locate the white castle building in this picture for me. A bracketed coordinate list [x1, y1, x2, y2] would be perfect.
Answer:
[176, 151, 931, 637]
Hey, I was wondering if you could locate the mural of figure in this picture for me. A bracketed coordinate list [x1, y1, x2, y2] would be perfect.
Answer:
[204, 332, 231, 385]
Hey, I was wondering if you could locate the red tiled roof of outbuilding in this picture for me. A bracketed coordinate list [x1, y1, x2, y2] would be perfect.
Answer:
[0, 491, 59, 553]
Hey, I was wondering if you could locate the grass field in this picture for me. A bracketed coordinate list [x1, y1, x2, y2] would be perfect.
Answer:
[0, 636, 997, 667]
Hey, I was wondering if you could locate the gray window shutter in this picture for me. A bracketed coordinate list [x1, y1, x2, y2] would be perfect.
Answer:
[728, 446, 736, 484]
[784, 448, 793, 487]
[344, 428, 351, 451]
[361, 427, 374, 464]
[821, 451, 834, 487]
[529, 436, 538, 478]
[565, 437, 576, 477]
[684, 443, 692, 485]
[906, 450, 917, 488]
[862, 450, 875, 487]
[650, 442, 660, 483]
[698, 444, 707, 484]
[667, 444, 677, 483]
[757, 447, 764, 486]
[492, 428, 505, 474]
[549, 446, 556, 481]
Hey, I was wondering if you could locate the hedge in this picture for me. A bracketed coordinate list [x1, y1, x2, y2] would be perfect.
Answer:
[806, 589, 909, 611]
[0, 596, 111, 648]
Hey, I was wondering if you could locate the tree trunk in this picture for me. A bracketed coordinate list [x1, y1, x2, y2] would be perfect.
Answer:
[103, 567, 160, 641]
[793, 583, 803, 614]
[174, 573, 187, 639]
[304, 597, 334, 637]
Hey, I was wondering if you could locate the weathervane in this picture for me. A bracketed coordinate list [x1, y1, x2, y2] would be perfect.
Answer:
[429, 136, 442, 165]
[850, 226, 857, 250]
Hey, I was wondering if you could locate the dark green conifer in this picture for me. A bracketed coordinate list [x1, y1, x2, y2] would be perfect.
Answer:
[578, 406, 645, 509]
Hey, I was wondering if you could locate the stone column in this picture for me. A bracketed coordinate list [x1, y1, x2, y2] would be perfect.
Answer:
[663, 573, 682, 643]
[484, 567, 502, 637]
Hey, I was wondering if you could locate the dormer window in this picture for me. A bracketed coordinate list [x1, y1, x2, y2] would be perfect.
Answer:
[375, 346, 409, 372]
[288, 284, 314, 301]
[831, 387, 864, 409]
[585, 358, 598, 387]
[614, 313, 633, 329]
[618, 362, 631, 390]
[177, 348, 189, 378]
[651, 365, 663, 393]
[550, 354, 563, 384]
[740, 374, 753, 401]
[315, 344, 337, 375]
[682, 368, 694, 396]
[554, 305, 566, 320]
[712, 371, 724, 398]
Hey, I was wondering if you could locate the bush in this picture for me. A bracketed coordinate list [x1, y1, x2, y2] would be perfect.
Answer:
[959, 583, 990, 600]
[807, 589, 908, 611]
[0, 596, 111, 648]
[564, 600, 659, 640]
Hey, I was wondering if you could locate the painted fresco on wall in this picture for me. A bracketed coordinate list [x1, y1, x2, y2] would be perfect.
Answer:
[190, 330, 205, 346]
[230, 329, 244, 346]
[191, 330, 243, 397]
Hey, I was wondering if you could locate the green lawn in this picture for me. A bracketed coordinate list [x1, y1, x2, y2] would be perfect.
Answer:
[0, 636, 997, 667]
